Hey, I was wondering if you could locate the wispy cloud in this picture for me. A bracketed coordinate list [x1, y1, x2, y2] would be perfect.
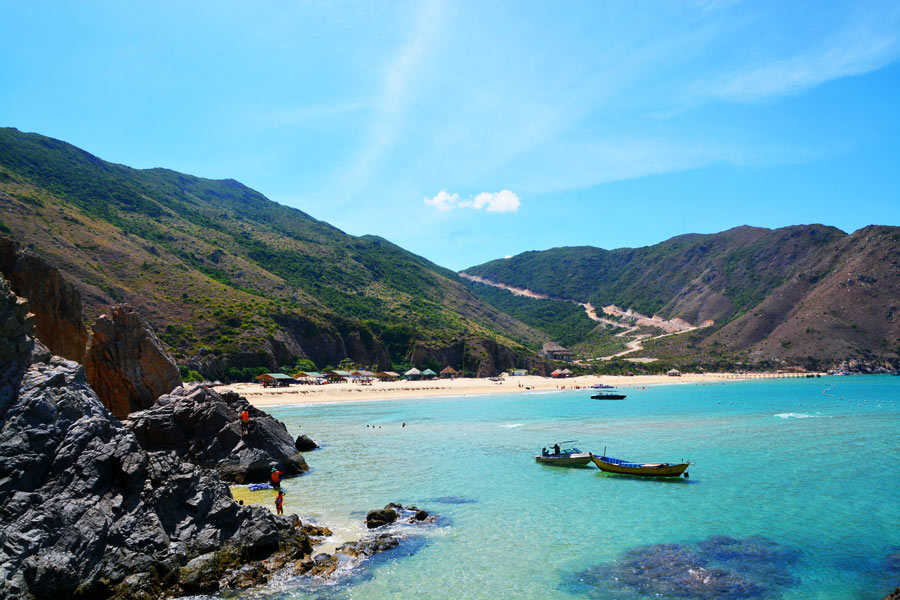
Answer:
[256, 100, 369, 128]
[425, 189, 521, 213]
[341, 0, 445, 191]
[696, 4, 900, 103]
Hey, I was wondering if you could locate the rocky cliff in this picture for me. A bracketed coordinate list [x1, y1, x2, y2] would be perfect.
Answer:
[0, 279, 315, 599]
[0, 236, 88, 362]
[84, 304, 182, 419]
[125, 385, 308, 483]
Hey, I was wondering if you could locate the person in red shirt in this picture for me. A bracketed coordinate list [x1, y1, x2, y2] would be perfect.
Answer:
[275, 490, 284, 515]
[240, 409, 250, 435]
[270, 466, 282, 490]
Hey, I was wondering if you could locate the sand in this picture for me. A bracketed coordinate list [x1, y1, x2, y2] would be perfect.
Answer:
[216, 372, 809, 408]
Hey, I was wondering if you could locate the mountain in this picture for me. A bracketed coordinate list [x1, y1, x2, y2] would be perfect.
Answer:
[463, 225, 900, 371]
[0, 128, 547, 378]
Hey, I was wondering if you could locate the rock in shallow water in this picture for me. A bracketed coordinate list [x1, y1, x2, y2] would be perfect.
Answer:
[575, 536, 799, 600]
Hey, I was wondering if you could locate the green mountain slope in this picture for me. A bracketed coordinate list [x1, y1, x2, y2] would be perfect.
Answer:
[464, 225, 900, 370]
[0, 128, 546, 377]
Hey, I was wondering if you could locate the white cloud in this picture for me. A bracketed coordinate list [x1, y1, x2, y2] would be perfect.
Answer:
[423, 189, 521, 213]
[424, 190, 461, 211]
[471, 190, 521, 213]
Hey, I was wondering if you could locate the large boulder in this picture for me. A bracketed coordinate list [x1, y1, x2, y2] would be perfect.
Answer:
[84, 304, 182, 419]
[0, 236, 88, 362]
[124, 386, 308, 483]
[0, 279, 315, 599]
[295, 434, 319, 451]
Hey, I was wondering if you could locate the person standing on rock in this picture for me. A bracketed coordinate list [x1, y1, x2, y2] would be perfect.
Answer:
[271, 466, 282, 490]
[240, 408, 250, 435]
[275, 491, 285, 515]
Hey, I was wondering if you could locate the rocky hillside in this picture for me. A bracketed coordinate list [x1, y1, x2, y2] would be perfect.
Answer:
[464, 225, 900, 370]
[0, 128, 546, 378]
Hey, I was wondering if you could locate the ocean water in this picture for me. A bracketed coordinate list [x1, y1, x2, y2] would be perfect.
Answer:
[239, 376, 900, 600]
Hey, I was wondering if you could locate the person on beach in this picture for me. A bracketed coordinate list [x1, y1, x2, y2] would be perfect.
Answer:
[270, 466, 282, 490]
[240, 409, 250, 435]
[275, 491, 284, 515]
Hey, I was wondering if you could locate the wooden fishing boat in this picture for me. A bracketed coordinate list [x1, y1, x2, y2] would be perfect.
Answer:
[589, 453, 690, 477]
[535, 442, 591, 466]
[591, 393, 626, 400]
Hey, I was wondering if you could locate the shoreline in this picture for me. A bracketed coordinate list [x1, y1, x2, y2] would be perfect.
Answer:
[218, 372, 823, 409]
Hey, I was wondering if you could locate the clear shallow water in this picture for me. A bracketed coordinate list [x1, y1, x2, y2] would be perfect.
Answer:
[248, 376, 899, 599]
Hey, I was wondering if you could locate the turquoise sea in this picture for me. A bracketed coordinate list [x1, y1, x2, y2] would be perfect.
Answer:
[244, 376, 899, 599]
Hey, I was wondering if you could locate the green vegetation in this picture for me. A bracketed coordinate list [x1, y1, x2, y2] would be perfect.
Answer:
[0, 127, 543, 377]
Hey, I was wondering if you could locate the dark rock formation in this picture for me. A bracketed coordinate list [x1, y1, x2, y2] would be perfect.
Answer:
[366, 508, 398, 529]
[0, 236, 88, 362]
[0, 278, 316, 599]
[884, 587, 900, 600]
[295, 434, 319, 451]
[366, 503, 434, 529]
[83, 303, 182, 419]
[124, 386, 308, 483]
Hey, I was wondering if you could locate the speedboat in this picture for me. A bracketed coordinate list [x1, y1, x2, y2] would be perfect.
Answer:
[536, 441, 592, 466]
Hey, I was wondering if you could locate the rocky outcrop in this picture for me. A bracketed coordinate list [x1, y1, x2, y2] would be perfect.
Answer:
[366, 503, 433, 529]
[0, 278, 317, 600]
[84, 304, 182, 419]
[124, 386, 308, 483]
[0, 236, 88, 362]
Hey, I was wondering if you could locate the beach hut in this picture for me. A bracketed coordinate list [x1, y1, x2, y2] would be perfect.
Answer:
[293, 371, 325, 384]
[255, 373, 296, 387]
[667, 368, 682, 377]
[377, 371, 400, 381]
[439, 366, 459, 379]
[404, 368, 422, 380]
[421, 368, 437, 380]
[539, 342, 575, 362]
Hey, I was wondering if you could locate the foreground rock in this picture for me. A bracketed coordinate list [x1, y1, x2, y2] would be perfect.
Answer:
[0, 281, 314, 599]
[0, 236, 88, 362]
[125, 385, 308, 483]
[84, 304, 182, 419]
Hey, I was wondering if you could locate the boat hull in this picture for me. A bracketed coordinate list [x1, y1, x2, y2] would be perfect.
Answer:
[535, 452, 592, 466]
[591, 394, 626, 400]
[589, 454, 689, 477]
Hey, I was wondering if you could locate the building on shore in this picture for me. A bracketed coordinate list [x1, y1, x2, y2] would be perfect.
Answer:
[255, 373, 297, 387]
[377, 371, 400, 381]
[440, 366, 459, 379]
[421, 368, 438, 379]
[540, 342, 574, 362]
[404, 367, 422, 380]
[667, 368, 682, 377]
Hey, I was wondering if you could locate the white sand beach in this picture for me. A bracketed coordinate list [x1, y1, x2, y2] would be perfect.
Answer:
[217, 372, 813, 408]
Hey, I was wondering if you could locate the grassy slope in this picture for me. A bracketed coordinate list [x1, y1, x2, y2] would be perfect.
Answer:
[0, 128, 545, 370]
[465, 225, 900, 367]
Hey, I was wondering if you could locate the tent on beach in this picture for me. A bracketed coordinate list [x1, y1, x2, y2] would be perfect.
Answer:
[440, 366, 459, 379]
[421, 368, 437, 379]
[404, 368, 422, 380]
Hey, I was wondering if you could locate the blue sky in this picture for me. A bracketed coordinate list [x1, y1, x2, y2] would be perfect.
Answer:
[2, 1, 899, 270]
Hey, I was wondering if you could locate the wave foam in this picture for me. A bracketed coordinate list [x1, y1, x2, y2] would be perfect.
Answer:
[501, 423, 523, 428]
[774, 412, 816, 419]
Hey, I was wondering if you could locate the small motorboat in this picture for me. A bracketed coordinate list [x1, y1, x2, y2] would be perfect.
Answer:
[591, 383, 616, 389]
[536, 441, 592, 466]
[589, 452, 690, 477]
[591, 393, 626, 400]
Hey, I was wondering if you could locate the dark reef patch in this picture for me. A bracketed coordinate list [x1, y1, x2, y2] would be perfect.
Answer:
[570, 535, 800, 600]
[430, 496, 478, 504]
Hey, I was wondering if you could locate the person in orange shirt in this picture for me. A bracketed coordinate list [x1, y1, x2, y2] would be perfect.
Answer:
[270, 466, 282, 490]
[275, 490, 284, 515]
[240, 409, 250, 435]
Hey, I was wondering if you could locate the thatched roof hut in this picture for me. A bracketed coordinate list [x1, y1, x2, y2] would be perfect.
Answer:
[440, 366, 459, 378]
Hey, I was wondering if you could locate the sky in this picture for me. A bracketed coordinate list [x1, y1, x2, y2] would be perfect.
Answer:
[1, 0, 899, 271]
